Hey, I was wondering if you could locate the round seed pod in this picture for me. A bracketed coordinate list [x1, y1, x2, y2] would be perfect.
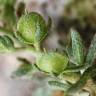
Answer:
[16, 12, 48, 46]
[36, 52, 68, 75]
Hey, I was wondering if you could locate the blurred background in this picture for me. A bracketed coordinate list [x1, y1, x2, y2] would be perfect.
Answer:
[0, 0, 96, 96]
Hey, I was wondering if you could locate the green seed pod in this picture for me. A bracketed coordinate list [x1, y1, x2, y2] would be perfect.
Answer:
[36, 52, 68, 75]
[16, 12, 48, 48]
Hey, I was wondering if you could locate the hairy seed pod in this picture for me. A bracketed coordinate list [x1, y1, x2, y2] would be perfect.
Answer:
[17, 12, 48, 47]
[36, 52, 68, 75]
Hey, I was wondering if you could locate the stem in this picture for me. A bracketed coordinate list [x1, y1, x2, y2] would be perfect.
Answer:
[2, 46, 40, 58]
[13, 47, 40, 57]
[34, 42, 41, 51]
[63, 63, 91, 73]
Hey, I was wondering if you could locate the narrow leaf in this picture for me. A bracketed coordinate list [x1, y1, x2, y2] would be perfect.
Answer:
[71, 29, 84, 65]
[3, 35, 14, 47]
[12, 58, 33, 77]
[48, 81, 71, 91]
[85, 33, 96, 65]
[0, 35, 14, 52]
[62, 64, 89, 73]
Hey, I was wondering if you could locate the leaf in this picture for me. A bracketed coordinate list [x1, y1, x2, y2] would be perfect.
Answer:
[3, 35, 14, 47]
[0, 35, 14, 52]
[71, 29, 84, 65]
[48, 81, 71, 91]
[62, 64, 87, 73]
[85, 33, 96, 65]
[12, 58, 33, 77]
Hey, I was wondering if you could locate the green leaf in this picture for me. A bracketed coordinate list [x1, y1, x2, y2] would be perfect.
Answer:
[12, 58, 33, 77]
[66, 46, 73, 59]
[85, 33, 96, 65]
[0, 35, 14, 52]
[48, 81, 71, 91]
[3, 35, 14, 47]
[62, 64, 87, 73]
[71, 29, 84, 65]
